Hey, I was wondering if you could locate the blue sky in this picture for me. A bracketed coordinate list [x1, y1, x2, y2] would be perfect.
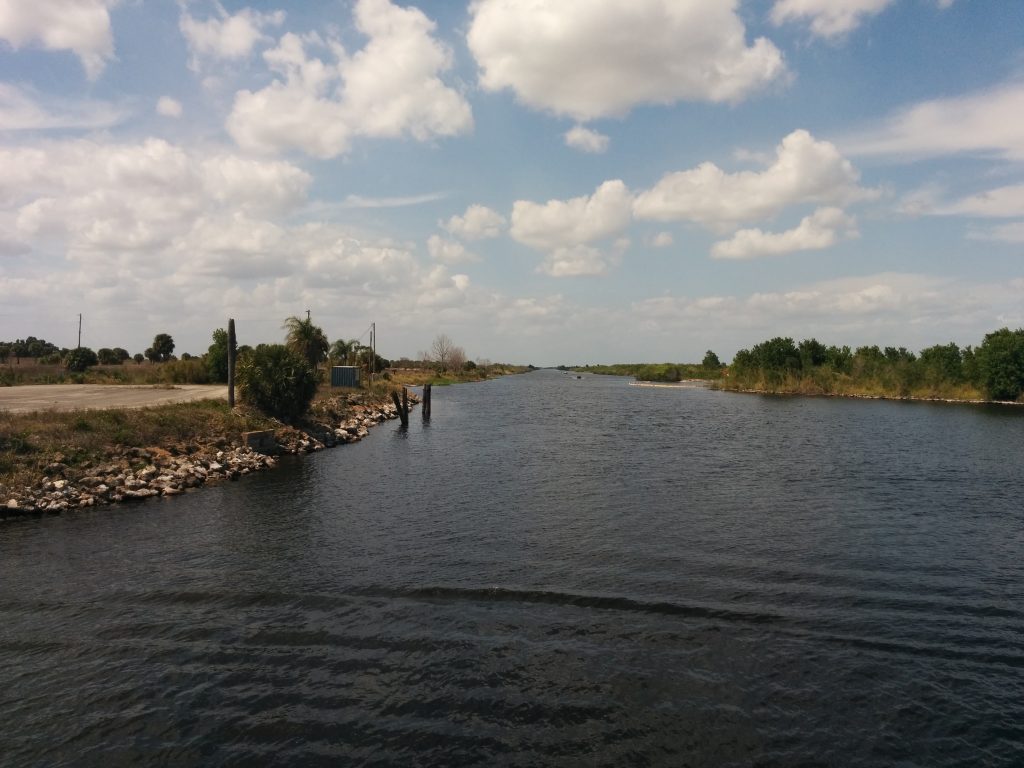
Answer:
[1, 0, 1022, 365]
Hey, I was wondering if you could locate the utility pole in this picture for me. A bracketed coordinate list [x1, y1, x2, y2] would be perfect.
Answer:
[306, 309, 311, 321]
[227, 318, 236, 408]
[370, 322, 376, 384]
[77, 314, 82, 349]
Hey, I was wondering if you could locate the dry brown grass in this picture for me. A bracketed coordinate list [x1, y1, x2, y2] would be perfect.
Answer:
[0, 400, 276, 493]
[0, 382, 408, 496]
[1, 359, 211, 386]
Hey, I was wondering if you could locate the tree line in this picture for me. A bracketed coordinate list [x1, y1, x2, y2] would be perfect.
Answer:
[728, 328, 1024, 402]
[3, 318, 486, 421]
[1, 333, 177, 369]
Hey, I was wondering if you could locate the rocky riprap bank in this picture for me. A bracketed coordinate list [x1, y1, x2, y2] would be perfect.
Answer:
[2, 394, 415, 519]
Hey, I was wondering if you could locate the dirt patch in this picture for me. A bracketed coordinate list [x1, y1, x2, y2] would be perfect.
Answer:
[0, 384, 228, 413]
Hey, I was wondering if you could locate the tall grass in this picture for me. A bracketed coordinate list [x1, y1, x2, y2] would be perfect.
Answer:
[716, 370, 987, 401]
[0, 360, 210, 386]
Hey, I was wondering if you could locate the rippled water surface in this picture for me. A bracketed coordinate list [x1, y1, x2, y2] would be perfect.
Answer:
[2, 370, 1023, 766]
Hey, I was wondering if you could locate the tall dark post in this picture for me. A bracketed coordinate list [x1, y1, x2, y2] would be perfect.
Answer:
[423, 383, 431, 420]
[402, 386, 409, 420]
[227, 318, 236, 408]
[390, 389, 409, 427]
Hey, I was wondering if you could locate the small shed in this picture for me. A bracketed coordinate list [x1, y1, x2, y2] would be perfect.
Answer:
[331, 366, 360, 388]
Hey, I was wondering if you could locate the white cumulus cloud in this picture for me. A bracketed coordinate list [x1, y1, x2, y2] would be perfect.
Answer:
[414, 265, 473, 308]
[564, 125, 610, 154]
[842, 79, 1024, 161]
[711, 207, 858, 259]
[933, 184, 1024, 219]
[156, 96, 183, 118]
[771, 0, 958, 39]
[0, 82, 125, 130]
[538, 245, 611, 277]
[2, 138, 311, 257]
[511, 180, 633, 251]
[179, 6, 285, 69]
[467, 0, 786, 121]
[227, 0, 472, 158]
[632, 272, 1024, 353]
[0, 134, 575, 359]
[770, 0, 894, 39]
[633, 129, 873, 230]
[0, 0, 117, 79]
[442, 204, 506, 239]
[511, 180, 633, 277]
[427, 235, 480, 265]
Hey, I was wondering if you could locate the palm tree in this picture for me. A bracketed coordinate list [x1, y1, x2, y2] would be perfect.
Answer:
[330, 338, 362, 365]
[330, 338, 352, 363]
[283, 315, 329, 370]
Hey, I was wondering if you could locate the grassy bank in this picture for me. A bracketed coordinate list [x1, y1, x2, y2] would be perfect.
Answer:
[386, 364, 527, 388]
[0, 385, 403, 499]
[0, 399, 275, 493]
[571, 363, 723, 383]
[713, 372, 992, 402]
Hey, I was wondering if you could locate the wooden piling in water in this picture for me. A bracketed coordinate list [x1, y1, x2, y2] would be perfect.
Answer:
[391, 388, 409, 427]
[423, 383, 431, 420]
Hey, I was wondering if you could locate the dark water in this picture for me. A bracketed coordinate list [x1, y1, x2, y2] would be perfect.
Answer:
[2, 370, 1023, 767]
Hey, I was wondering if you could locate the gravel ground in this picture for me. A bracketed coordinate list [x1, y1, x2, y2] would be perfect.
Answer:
[0, 384, 228, 413]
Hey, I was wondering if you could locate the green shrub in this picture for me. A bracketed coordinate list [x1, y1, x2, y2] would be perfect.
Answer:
[146, 333, 175, 362]
[236, 344, 318, 420]
[976, 328, 1024, 401]
[97, 348, 121, 365]
[65, 347, 98, 372]
[205, 328, 232, 383]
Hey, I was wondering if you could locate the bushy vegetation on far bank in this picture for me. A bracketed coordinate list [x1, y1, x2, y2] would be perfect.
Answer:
[571, 351, 724, 383]
[723, 328, 1024, 403]
[573, 363, 722, 382]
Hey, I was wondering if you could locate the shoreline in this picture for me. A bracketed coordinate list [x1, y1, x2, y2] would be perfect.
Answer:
[1, 391, 418, 521]
[629, 379, 712, 389]
[629, 376, 1022, 407]
[711, 384, 1023, 407]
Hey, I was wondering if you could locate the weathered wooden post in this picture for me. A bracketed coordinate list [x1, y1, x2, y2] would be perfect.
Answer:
[422, 383, 431, 420]
[227, 318, 236, 408]
[390, 389, 409, 427]
[402, 386, 409, 419]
